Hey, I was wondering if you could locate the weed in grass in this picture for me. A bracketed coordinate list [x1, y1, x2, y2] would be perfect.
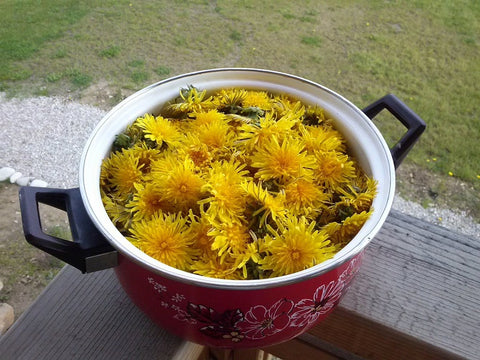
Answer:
[46, 72, 64, 83]
[99, 45, 121, 59]
[301, 36, 322, 47]
[230, 30, 242, 42]
[52, 49, 68, 59]
[128, 59, 145, 68]
[69, 70, 92, 88]
[281, 12, 295, 20]
[174, 36, 187, 47]
[131, 70, 149, 84]
[154, 66, 171, 77]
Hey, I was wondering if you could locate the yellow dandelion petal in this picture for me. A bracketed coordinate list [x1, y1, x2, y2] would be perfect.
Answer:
[300, 125, 346, 153]
[200, 160, 250, 222]
[129, 145, 162, 174]
[314, 150, 356, 189]
[259, 216, 336, 277]
[192, 109, 226, 127]
[195, 118, 234, 150]
[127, 183, 168, 221]
[238, 111, 298, 150]
[188, 212, 215, 258]
[242, 90, 273, 110]
[337, 179, 378, 214]
[243, 180, 287, 226]
[136, 114, 181, 147]
[101, 148, 143, 196]
[272, 95, 305, 118]
[192, 257, 243, 280]
[284, 179, 330, 217]
[167, 86, 215, 114]
[128, 212, 197, 271]
[213, 88, 248, 108]
[323, 210, 372, 246]
[209, 220, 252, 256]
[101, 193, 131, 231]
[178, 133, 213, 168]
[150, 156, 205, 213]
[251, 136, 316, 182]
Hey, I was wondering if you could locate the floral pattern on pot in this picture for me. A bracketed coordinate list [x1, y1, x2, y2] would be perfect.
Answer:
[146, 256, 361, 343]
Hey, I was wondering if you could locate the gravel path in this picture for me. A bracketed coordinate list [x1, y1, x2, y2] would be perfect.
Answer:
[1, 93, 479, 240]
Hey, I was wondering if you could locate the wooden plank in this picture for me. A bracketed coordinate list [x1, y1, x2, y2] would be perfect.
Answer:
[339, 210, 479, 359]
[0, 266, 184, 360]
[264, 307, 464, 360]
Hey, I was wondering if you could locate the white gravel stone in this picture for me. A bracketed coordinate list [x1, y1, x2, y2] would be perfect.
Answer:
[9, 172, 22, 184]
[16, 176, 32, 186]
[0, 167, 15, 181]
[0, 303, 14, 335]
[30, 179, 48, 188]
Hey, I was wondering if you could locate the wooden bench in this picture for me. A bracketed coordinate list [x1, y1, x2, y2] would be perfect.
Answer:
[0, 210, 478, 359]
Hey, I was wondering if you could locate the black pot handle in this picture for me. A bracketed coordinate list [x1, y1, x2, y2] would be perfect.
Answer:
[18, 187, 118, 273]
[362, 94, 426, 169]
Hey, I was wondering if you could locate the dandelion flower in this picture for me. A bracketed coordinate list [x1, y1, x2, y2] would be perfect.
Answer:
[102, 148, 143, 196]
[323, 210, 372, 246]
[167, 86, 215, 114]
[337, 179, 377, 213]
[213, 88, 248, 108]
[101, 193, 131, 231]
[251, 136, 316, 182]
[243, 180, 287, 226]
[259, 216, 336, 277]
[313, 151, 356, 189]
[136, 114, 181, 148]
[201, 160, 250, 222]
[150, 156, 205, 213]
[209, 220, 252, 256]
[283, 179, 330, 217]
[127, 183, 168, 221]
[188, 213, 215, 258]
[194, 118, 234, 151]
[272, 96, 305, 118]
[208, 219, 260, 278]
[129, 145, 162, 174]
[128, 212, 197, 271]
[243, 90, 273, 110]
[192, 109, 226, 127]
[238, 112, 298, 150]
[300, 125, 345, 153]
[192, 257, 244, 280]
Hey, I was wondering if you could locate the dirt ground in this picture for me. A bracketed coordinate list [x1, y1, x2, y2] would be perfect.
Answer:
[0, 182, 65, 320]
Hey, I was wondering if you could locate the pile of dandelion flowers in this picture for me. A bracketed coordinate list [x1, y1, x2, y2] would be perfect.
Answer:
[100, 86, 377, 280]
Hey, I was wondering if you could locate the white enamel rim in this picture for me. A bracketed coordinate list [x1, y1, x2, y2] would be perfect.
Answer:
[80, 68, 395, 289]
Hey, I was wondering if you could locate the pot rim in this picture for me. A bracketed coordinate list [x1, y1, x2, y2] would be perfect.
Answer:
[80, 67, 395, 289]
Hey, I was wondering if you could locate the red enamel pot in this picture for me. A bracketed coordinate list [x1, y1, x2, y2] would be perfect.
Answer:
[19, 68, 425, 348]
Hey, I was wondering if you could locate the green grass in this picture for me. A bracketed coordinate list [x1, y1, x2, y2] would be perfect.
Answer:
[0, 0, 479, 213]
